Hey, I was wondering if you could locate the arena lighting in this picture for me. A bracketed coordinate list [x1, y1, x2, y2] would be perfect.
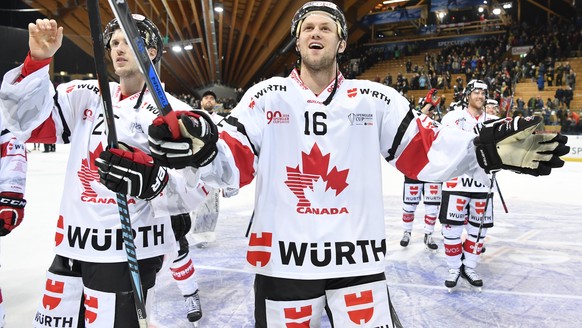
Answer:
[166, 38, 202, 53]
[478, 7, 484, 13]
[492, 8, 502, 15]
[214, 4, 224, 13]
[502, 3, 512, 9]
[382, 0, 408, 4]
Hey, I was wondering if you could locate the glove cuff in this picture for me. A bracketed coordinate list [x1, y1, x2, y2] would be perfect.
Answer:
[138, 167, 169, 201]
[473, 136, 502, 173]
[0, 194, 27, 208]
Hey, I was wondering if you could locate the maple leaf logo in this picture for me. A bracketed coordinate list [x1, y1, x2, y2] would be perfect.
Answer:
[285, 143, 349, 208]
[77, 143, 103, 198]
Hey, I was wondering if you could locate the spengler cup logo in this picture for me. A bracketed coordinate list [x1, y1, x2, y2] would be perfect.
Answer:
[284, 143, 349, 215]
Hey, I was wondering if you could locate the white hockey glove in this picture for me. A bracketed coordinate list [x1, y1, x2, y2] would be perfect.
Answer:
[473, 116, 569, 176]
[95, 142, 168, 200]
[148, 110, 218, 169]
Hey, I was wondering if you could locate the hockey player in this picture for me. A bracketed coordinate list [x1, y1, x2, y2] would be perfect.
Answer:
[439, 80, 499, 290]
[400, 89, 442, 251]
[190, 90, 239, 248]
[123, 2, 566, 327]
[485, 99, 500, 116]
[0, 16, 204, 327]
[0, 119, 28, 327]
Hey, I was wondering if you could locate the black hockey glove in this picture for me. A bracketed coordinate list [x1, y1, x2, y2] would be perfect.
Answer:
[148, 110, 218, 170]
[473, 116, 570, 176]
[95, 142, 168, 200]
[0, 192, 26, 236]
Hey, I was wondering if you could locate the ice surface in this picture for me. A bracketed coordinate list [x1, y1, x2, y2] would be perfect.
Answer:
[1, 144, 580, 327]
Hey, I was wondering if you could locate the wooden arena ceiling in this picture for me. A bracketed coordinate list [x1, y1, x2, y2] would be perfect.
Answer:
[23, 0, 384, 94]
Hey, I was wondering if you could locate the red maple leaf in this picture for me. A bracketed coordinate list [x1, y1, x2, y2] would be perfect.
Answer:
[285, 144, 349, 205]
[77, 143, 104, 197]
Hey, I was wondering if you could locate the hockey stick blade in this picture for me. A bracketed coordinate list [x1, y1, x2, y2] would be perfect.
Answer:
[107, 0, 180, 139]
[87, 1, 148, 326]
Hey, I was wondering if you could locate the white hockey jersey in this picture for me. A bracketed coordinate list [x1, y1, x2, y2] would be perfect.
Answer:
[203, 69, 489, 279]
[0, 115, 27, 195]
[0, 64, 205, 263]
[440, 108, 498, 192]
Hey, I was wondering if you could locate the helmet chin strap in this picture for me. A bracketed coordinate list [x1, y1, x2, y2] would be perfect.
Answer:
[322, 41, 342, 106]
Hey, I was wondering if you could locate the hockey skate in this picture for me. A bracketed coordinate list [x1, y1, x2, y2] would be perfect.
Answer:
[424, 233, 438, 251]
[400, 231, 411, 247]
[445, 267, 461, 292]
[184, 290, 203, 325]
[460, 265, 483, 292]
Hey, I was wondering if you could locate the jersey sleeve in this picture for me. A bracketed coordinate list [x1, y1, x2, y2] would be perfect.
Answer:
[0, 64, 79, 145]
[379, 90, 487, 183]
[197, 83, 268, 190]
[0, 129, 27, 194]
[0, 64, 56, 142]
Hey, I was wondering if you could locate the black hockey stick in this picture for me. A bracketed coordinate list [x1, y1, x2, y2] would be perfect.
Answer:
[107, 0, 180, 137]
[473, 172, 496, 255]
[495, 178, 509, 213]
[87, 1, 148, 326]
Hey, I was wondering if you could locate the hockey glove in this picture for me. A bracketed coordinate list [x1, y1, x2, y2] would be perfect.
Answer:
[148, 110, 218, 169]
[0, 192, 26, 236]
[425, 88, 441, 108]
[473, 116, 570, 176]
[95, 142, 168, 200]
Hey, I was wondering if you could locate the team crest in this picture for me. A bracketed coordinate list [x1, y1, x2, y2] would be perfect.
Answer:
[284, 144, 349, 215]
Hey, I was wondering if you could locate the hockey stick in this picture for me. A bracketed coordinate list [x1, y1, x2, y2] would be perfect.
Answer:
[495, 178, 509, 213]
[87, 1, 148, 326]
[473, 172, 496, 255]
[107, 0, 180, 138]
[245, 211, 255, 238]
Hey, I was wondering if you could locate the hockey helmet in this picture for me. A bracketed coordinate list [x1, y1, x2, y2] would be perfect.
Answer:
[486, 99, 499, 107]
[291, 1, 348, 41]
[462, 80, 488, 103]
[103, 14, 164, 64]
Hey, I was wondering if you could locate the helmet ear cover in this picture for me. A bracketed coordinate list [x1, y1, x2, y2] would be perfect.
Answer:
[291, 1, 348, 41]
[103, 14, 164, 63]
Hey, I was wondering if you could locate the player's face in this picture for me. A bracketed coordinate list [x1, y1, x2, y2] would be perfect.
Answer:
[468, 89, 486, 111]
[485, 104, 498, 115]
[109, 30, 156, 78]
[201, 95, 216, 112]
[296, 12, 345, 72]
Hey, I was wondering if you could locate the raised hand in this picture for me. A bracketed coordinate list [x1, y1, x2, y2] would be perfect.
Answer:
[28, 19, 64, 61]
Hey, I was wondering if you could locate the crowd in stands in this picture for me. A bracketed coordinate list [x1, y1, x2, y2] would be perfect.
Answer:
[171, 14, 581, 134]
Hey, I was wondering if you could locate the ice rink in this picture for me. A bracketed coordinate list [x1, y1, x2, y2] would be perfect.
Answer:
[1, 144, 580, 327]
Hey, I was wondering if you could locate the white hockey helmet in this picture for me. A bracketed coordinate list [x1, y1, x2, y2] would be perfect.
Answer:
[486, 99, 499, 107]
[462, 80, 488, 103]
